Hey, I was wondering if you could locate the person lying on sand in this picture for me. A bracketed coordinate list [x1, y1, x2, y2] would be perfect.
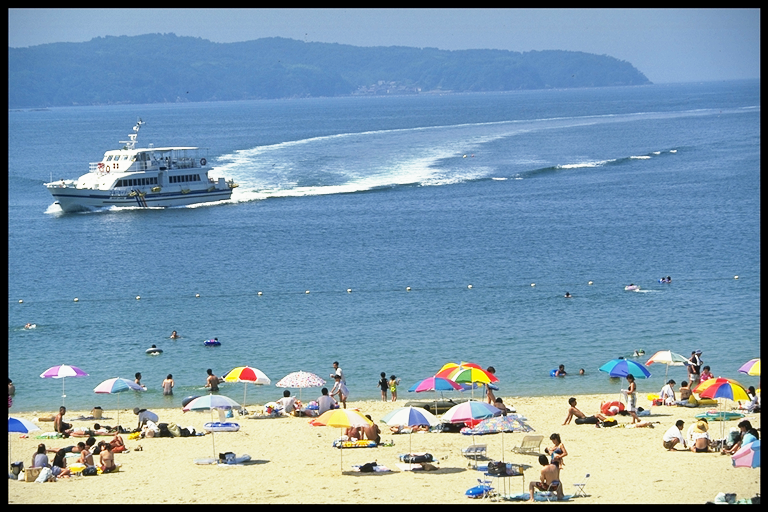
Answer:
[563, 397, 606, 427]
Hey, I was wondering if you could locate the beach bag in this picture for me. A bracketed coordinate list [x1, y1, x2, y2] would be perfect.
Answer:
[359, 462, 377, 473]
[602, 418, 618, 427]
[487, 461, 505, 475]
[167, 422, 181, 438]
[35, 467, 54, 483]
[82, 466, 98, 476]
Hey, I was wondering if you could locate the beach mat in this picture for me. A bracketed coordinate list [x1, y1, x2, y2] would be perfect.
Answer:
[506, 492, 573, 502]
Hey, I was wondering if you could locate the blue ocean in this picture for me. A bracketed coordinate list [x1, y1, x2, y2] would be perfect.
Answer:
[8, 80, 760, 414]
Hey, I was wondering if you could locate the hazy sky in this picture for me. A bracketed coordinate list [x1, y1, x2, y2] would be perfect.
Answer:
[8, 8, 760, 83]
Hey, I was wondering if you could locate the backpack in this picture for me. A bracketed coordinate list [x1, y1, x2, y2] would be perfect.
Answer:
[602, 418, 618, 427]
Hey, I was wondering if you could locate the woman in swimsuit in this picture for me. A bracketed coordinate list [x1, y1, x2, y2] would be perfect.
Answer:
[544, 433, 568, 467]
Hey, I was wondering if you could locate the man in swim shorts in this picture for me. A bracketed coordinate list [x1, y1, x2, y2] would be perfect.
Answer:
[562, 397, 606, 427]
[529, 455, 563, 501]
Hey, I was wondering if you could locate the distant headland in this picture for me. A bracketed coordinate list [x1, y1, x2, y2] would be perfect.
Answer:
[8, 34, 651, 108]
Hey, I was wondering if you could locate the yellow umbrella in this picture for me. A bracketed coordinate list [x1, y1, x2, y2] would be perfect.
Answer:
[311, 409, 372, 472]
[738, 359, 760, 377]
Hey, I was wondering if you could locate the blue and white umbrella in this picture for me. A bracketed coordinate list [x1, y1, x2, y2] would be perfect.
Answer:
[9, 417, 41, 463]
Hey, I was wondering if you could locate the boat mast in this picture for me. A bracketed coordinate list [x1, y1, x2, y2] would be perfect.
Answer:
[120, 118, 144, 150]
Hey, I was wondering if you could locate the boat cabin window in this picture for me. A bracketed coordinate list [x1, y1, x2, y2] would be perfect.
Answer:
[169, 174, 201, 184]
[106, 155, 114, 161]
[116, 177, 158, 187]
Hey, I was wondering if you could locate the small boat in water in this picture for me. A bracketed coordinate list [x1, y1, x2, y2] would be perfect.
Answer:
[44, 119, 238, 212]
[624, 284, 640, 291]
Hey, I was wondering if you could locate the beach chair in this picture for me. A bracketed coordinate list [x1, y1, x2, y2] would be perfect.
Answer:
[461, 444, 487, 467]
[511, 435, 543, 455]
[541, 480, 562, 502]
[573, 473, 590, 497]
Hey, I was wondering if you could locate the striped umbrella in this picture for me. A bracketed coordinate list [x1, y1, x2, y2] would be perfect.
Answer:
[311, 409, 372, 472]
[381, 406, 440, 461]
[223, 366, 271, 406]
[94, 377, 146, 427]
[738, 359, 760, 377]
[645, 350, 689, 379]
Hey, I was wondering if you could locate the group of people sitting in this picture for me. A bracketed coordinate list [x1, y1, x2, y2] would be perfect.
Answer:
[662, 418, 759, 453]
[31, 430, 124, 480]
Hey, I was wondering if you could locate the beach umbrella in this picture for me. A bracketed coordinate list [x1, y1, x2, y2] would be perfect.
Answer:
[40, 364, 89, 406]
[408, 376, 464, 414]
[381, 406, 440, 460]
[183, 394, 243, 460]
[738, 359, 760, 377]
[645, 350, 689, 379]
[442, 400, 501, 424]
[94, 377, 146, 428]
[695, 378, 750, 438]
[694, 377, 750, 401]
[275, 371, 326, 401]
[311, 409, 373, 472]
[223, 366, 271, 406]
[598, 359, 652, 379]
[464, 414, 534, 462]
[8, 417, 41, 463]
[732, 440, 760, 469]
[436, 365, 498, 400]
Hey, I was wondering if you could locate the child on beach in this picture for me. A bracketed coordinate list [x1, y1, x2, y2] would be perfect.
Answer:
[331, 375, 349, 409]
[378, 372, 388, 402]
[388, 375, 400, 402]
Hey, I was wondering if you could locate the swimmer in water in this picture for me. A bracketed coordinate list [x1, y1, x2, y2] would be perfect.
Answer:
[170, 330, 179, 339]
[564, 292, 572, 298]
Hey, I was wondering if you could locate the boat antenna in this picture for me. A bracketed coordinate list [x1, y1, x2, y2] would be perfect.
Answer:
[120, 118, 144, 150]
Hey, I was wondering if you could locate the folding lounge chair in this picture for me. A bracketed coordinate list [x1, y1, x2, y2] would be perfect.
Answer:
[573, 473, 590, 497]
[541, 480, 562, 502]
[511, 435, 543, 455]
[461, 444, 487, 467]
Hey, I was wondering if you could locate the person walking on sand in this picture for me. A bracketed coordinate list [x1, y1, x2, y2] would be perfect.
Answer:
[388, 375, 400, 402]
[378, 372, 388, 402]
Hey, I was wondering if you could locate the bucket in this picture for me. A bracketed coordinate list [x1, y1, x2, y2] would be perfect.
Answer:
[92, 407, 103, 419]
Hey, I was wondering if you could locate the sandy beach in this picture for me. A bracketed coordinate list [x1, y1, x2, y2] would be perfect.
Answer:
[8, 393, 760, 504]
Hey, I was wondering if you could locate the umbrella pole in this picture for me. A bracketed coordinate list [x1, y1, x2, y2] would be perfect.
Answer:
[243, 383, 247, 409]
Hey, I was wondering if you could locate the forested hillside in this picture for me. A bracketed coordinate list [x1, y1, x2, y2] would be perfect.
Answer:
[9, 34, 651, 108]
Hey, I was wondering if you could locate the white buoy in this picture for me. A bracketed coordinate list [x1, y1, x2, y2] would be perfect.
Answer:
[305, 290, 310, 294]
[136, 296, 141, 300]
[73, 298, 79, 302]
[406, 287, 411, 291]
[257, 291, 263, 296]
[588, 281, 593, 285]
[195, 293, 200, 298]
[531, 283, 535, 287]
[347, 288, 352, 293]
[734, 275, 739, 279]
[467, 284, 473, 289]
[18, 299, 23, 303]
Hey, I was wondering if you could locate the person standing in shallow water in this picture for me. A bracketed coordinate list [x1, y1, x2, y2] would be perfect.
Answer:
[205, 369, 221, 392]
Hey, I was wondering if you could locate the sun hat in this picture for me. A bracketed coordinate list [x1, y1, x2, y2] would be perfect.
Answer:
[133, 407, 141, 414]
[694, 420, 708, 433]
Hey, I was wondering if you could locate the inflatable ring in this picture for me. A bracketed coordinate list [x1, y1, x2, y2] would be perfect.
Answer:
[145, 347, 163, 355]
[601, 400, 625, 416]
[200, 158, 207, 166]
[203, 422, 240, 432]
[550, 369, 558, 377]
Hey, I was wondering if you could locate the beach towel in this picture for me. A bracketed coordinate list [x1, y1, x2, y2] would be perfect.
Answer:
[506, 492, 572, 502]
[333, 439, 377, 449]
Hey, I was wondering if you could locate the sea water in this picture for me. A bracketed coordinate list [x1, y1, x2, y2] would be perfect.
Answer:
[8, 80, 760, 414]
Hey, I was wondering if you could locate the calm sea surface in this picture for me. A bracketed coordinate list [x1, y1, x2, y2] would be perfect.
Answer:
[8, 80, 760, 414]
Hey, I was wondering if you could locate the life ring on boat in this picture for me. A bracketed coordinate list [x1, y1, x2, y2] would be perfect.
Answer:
[97, 162, 104, 169]
[105, 166, 110, 173]
[601, 401, 625, 416]
[200, 158, 207, 166]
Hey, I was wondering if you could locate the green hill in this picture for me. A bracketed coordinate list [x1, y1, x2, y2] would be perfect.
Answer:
[8, 34, 651, 108]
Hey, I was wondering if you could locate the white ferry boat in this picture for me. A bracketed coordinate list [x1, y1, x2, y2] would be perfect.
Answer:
[44, 119, 238, 212]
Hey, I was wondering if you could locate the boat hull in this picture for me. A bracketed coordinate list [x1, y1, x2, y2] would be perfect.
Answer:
[48, 187, 233, 213]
